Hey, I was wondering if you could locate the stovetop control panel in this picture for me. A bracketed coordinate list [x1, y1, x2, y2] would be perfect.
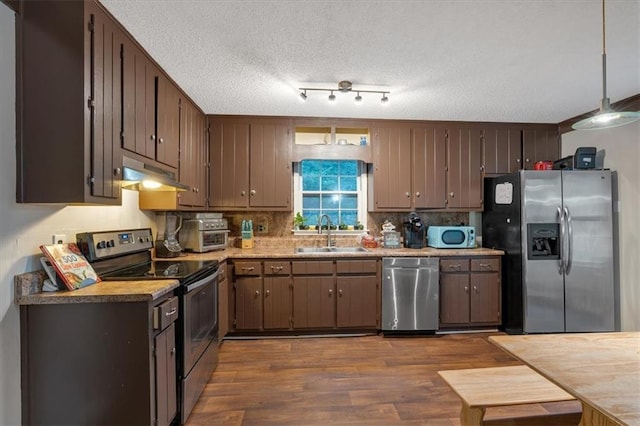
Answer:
[76, 228, 153, 262]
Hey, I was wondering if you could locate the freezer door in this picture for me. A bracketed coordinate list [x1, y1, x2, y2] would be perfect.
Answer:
[521, 171, 565, 333]
[561, 170, 615, 332]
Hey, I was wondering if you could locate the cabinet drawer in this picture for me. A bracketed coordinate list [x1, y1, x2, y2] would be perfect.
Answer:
[264, 261, 291, 276]
[336, 260, 377, 275]
[234, 261, 262, 276]
[440, 259, 470, 272]
[292, 261, 334, 275]
[471, 258, 500, 272]
[154, 296, 179, 331]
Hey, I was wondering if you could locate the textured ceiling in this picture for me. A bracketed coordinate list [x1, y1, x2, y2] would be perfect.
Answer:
[99, 0, 640, 124]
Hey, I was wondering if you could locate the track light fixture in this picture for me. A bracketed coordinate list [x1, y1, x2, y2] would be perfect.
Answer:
[298, 80, 390, 104]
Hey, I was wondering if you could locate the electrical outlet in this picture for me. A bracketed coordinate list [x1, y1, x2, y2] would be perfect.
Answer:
[52, 234, 67, 244]
[257, 223, 268, 234]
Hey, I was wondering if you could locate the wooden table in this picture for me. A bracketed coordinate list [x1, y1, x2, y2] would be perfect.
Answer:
[489, 332, 640, 426]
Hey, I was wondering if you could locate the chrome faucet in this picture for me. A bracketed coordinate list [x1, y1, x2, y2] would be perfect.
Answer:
[318, 214, 334, 247]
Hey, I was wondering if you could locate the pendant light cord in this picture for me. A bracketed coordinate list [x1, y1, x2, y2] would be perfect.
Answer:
[601, 0, 608, 105]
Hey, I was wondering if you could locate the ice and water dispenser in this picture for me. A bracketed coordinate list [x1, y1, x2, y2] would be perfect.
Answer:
[527, 223, 560, 260]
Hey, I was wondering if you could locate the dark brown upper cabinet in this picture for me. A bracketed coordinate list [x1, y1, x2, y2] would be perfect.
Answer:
[122, 39, 180, 170]
[17, 0, 123, 204]
[446, 124, 484, 210]
[369, 124, 447, 211]
[482, 125, 523, 175]
[209, 116, 292, 210]
[522, 124, 560, 169]
[178, 99, 207, 208]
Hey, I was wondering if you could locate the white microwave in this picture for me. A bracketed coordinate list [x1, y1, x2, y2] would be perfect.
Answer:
[427, 226, 476, 249]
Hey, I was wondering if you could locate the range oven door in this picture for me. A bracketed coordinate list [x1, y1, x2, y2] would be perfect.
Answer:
[180, 266, 220, 423]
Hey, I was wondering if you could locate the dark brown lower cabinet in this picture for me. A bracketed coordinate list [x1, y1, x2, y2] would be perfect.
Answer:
[234, 276, 263, 330]
[264, 276, 292, 329]
[439, 257, 501, 329]
[336, 276, 378, 328]
[293, 276, 336, 328]
[20, 295, 178, 425]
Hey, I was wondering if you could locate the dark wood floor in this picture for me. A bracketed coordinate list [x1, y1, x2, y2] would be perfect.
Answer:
[185, 332, 580, 425]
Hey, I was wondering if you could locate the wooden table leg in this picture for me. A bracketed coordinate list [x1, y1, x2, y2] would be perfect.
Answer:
[460, 402, 485, 426]
[578, 402, 618, 426]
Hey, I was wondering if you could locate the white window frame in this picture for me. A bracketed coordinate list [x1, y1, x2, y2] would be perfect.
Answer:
[292, 160, 368, 233]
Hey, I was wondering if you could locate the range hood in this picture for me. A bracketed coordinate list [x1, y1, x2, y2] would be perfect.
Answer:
[121, 157, 189, 192]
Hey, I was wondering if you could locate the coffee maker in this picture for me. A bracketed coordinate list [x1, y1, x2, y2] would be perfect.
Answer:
[155, 212, 183, 258]
[403, 212, 426, 249]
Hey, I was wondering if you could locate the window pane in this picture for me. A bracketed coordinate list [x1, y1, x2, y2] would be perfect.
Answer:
[340, 211, 357, 225]
[340, 177, 357, 191]
[302, 176, 320, 191]
[321, 176, 338, 191]
[341, 194, 358, 209]
[303, 195, 320, 209]
[340, 161, 358, 176]
[321, 194, 339, 209]
[301, 160, 322, 175]
[320, 161, 339, 176]
[303, 210, 320, 224]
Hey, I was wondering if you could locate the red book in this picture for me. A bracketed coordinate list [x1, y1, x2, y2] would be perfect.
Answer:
[39, 243, 101, 290]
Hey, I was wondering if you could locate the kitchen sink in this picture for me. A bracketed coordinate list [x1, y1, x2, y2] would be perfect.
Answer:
[294, 247, 369, 254]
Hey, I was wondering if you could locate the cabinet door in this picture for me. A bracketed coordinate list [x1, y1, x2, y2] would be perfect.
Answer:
[156, 75, 180, 168]
[336, 276, 377, 328]
[122, 38, 156, 160]
[249, 122, 292, 209]
[264, 276, 292, 329]
[446, 125, 483, 210]
[209, 121, 250, 208]
[439, 273, 470, 325]
[292, 276, 335, 328]
[234, 277, 263, 330]
[371, 126, 412, 210]
[412, 126, 447, 209]
[522, 124, 560, 170]
[218, 266, 229, 340]
[483, 125, 522, 175]
[89, 3, 122, 200]
[179, 100, 206, 207]
[470, 272, 501, 324]
[154, 323, 177, 426]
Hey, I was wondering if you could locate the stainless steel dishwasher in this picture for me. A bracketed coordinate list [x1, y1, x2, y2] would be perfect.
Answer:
[382, 257, 439, 332]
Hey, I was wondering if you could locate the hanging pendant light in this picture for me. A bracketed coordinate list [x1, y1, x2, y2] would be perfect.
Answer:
[572, 0, 640, 130]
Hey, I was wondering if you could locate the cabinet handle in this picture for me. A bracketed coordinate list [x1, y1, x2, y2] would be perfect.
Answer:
[449, 264, 461, 271]
[328, 289, 333, 296]
[171, 347, 176, 355]
[525, 158, 530, 163]
[113, 167, 121, 176]
[473, 285, 478, 293]
[405, 192, 411, 198]
[240, 190, 246, 196]
[165, 308, 177, 317]
[516, 158, 521, 163]
[250, 190, 256, 196]
[265, 290, 270, 297]
[270, 266, 284, 272]
[241, 266, 255, 271]
[415, 192, 420, 198]
[338, 289, 343, 296]
[255, 290, 260, 296]
[150, 134, 156, 141]
[464, 286, 469, 293]
[479, 263, 491, 269]
[450, 192, 455, 198]
[158, 138, 164, 144]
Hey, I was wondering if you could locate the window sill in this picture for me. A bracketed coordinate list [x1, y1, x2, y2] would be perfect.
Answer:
[292, 229, 368, 236]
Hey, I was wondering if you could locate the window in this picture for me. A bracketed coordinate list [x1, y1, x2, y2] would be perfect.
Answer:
[294, 160, 367, 230]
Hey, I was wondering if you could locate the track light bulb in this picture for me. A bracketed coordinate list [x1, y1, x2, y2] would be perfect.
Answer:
[328, 91, 336, 102]
[381, 93, 389, 103]
[299, 90, 307, 101]
[355, 92, 362, 103]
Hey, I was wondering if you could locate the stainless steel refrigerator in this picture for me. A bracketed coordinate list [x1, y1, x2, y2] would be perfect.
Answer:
[483, 170, 616, 334]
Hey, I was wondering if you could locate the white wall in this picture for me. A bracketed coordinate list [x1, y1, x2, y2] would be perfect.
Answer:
[0, 5, 155, 424]
[562, 122, 640, 331]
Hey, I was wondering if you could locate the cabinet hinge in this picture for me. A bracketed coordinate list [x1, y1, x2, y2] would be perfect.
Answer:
[87, 176, 95, 185]
[87, 97, 95, 109]
[87, 17, 94, 33]
[233, 319, 237, 327]
[120, 131, 124, 142]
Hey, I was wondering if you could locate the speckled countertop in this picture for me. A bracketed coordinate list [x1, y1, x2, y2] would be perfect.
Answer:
[15, 243, 502, 306]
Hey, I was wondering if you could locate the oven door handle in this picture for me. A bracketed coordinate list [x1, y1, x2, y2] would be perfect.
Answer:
[186, 266, 221, 293]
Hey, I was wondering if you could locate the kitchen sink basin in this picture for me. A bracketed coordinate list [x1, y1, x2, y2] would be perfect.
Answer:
[294, 247, 369, 254]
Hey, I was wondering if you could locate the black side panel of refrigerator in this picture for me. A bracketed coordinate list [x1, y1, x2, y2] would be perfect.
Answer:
[482, 173, 524, 334]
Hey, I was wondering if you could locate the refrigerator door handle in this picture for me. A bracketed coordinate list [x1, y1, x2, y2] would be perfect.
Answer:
[564, 206, 573, 275]
[557, 206, 566, 274]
